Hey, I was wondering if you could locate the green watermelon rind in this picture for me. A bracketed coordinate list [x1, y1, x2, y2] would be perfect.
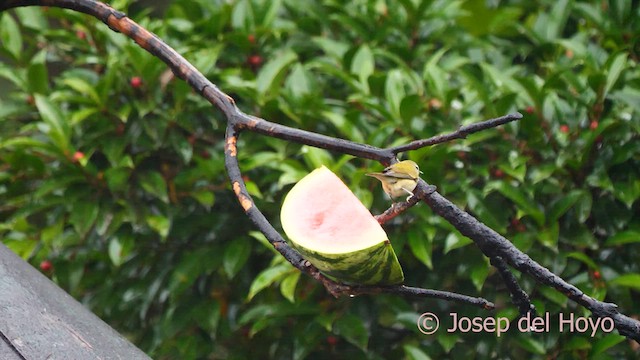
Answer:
[291, 239, 404, 285]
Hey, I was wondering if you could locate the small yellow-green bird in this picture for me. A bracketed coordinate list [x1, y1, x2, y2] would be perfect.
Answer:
[366, 160, 421, 200]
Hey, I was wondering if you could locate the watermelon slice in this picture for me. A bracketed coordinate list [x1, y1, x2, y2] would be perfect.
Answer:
[281, 166, 404, 285]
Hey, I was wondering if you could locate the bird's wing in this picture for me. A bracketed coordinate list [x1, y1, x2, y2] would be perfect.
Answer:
[382, 168, 416, 179]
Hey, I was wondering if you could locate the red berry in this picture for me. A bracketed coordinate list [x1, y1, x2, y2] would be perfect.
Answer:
[248, 55, 263, 67]
[525, 106, 535, 114]
[76, 30, 86, 40]
[73, 151, 85, 162]
[39, 260, 53, 272]
[116, 122, 125, 135]
[326, 336, 338, 346]
[593, 271, 601, 279]
[493, 169, 504, 178]
[428, 98, 442, 110]
[130, 76, 143, 88]
[589, 120, 598, 130]
[560, 125, 569, 133]
[247, 34, 256, 44]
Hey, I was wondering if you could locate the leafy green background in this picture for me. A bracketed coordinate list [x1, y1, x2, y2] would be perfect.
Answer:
[1, 0, 639, 358]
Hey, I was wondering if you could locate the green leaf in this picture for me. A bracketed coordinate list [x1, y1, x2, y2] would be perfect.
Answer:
[470, 260, 490, 291]
[0, 13, 22, 59]
[14, 7, 48, 31]
[611, 274, 640, 290]
[244, 180, 263, 199]
[351, 44, 374, 92]
[223, 237, 252, 279]
[0, 62, 26, 89]
[33, 174, 84, 198]
[169, 249, 221, 298]
[256, 50, 298, 99]
[400, 94, 423, 124]
[574, 191, 592, 223]
[566, 252, 598, 269]
[34, 94, 71, 151]
[562, 336, 591, 351]
[191, 190, 215, 208]
[231, 0, 255, 30]
[539, 286, 567, 307]
[333, 314, 368, 351]
[104, 167, 131, 192]
[385, 69, 408, 122]
[487, 182, 545, 226]
[548, 190, 583, 222]
[41, 221, 64, 247]
[70, 107, 100, 126]
[27, 50, 49, 94]
[590, 334, 626, 355]
[312, 37, 349, 60]
[192, 300, 221, 335]
[62, 77, 101, 105]
[146, 215, 170, 240]
[515, 336, 546, 355]
[69, 201, 99, 237]
[436, 332, 458, 353]
[247, 263, 294, 301]
[280, 271, 301, 303]
[108, 236, 129, 266]
[539, 222, 559, 248]
[466, 190, 505, 233]
[422, 48, 448, 99]
[285, 63, 315, 101]
[407, 228, 432, 269]
[604, 53, 627, 96]
[261, 0, 282, 27]
[443, 232, 472, 254]
[604, 231, 640, 247]
[139, 171, 169, 203]
[403, 344, 432, 360]
[613, 179, 640, 209]
[301, 145, 333, 169]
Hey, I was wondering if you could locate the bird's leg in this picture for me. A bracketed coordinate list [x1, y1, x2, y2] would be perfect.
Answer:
[401, 187, 415, 202]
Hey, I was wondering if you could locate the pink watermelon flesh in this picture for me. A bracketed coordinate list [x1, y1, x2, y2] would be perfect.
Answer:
[281, 166, 388, 254]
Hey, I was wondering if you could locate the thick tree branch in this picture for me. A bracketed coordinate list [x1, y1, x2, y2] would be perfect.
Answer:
[412, 181, 640, 341]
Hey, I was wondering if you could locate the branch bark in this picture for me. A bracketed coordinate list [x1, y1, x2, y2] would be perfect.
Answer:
[2, 0, 639, 343]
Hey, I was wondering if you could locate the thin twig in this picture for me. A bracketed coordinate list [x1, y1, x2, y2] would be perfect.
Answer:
[390, 113, 523, 153]
[374, 185, 436, 224]
[491, 256, 536, 318]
